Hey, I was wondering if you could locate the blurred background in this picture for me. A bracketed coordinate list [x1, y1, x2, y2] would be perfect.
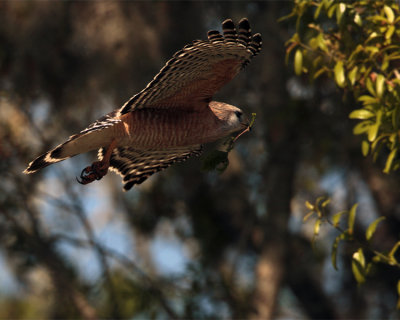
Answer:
[0, 1, 399, 319]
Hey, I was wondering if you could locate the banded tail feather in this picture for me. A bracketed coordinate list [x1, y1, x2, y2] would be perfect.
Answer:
[24, 114, 120, 174]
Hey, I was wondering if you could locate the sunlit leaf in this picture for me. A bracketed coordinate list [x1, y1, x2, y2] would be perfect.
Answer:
[362, 140, 370, 156]
[349, 109, 374, 119]
[365, 46, 379, 56]
[334, 60, 346, 88]
[316, 32, 328, 52]
[321, 198, 331, 208]
[384, 5, 395, 24]
[352, 249, 366, 284]
[303, 211, 315, 222]
[327, 3, 337, 18]
[294, 49, 303, 76]
[383, 148, 397, 173]
[376, 74, 385, 98]
[358, 95, 378, 105]
[348, 203, 358, 235]
[348, 66, 358, 85]
[314, 0, 325, 19]
[332, 210, 348, 227]
[313, 68, 327, 80]
[386, 25, 395, 41]
[331, 233, 344, 270]
[366, 216, 386, 241]
[368, 110, 382, 142]
[382, 55, 390, 71]
[388, 241, 400, 265]
[354, 13, 362, 26]
[353, 120, 371, 135]
[314, 218, 322, 237]
[366, 77, 376, 96]
[368, 124, 378, 142]
[305, 200, 314, 210]
[336, 3, 346, 24]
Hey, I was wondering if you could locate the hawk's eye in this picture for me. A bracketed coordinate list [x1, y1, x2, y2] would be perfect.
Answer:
[235, 111, 243, 118]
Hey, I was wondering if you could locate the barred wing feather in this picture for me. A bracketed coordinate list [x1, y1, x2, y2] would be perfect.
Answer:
[118, 18, 262, 115]
[98, 146, 203, 190]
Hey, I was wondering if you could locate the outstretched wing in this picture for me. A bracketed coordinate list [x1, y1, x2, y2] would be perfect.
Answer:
[98, 145, 203, 191]
[118, 18, 262, 116]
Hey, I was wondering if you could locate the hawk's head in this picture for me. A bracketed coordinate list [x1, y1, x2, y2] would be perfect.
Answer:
[209, 101, 249, 135]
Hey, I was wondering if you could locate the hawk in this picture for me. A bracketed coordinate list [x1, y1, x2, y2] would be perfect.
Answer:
[24, 18, 262, 191]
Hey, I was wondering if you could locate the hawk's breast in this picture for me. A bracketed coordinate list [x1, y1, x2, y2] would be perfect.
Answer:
[115, 108, 223, 149]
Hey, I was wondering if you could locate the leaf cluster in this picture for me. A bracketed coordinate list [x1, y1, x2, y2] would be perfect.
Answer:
[304, 197, 400, 309]
[283, 0, 400, 173]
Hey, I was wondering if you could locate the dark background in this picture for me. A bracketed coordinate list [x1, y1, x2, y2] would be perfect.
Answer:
[0, 1, 399, 318]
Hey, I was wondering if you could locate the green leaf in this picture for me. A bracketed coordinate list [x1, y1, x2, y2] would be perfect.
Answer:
[331, 234, 342, 270]
[366, 216, 386, 241]
[305, 200, 314, 210]
[334, 60, 346, 88]
[348, 66, 358, 85]
[368, 110, 382, 142]
[316, 32, 328, 52]
[321, 198, 331, 208]
[368, 124, 379, 142]
[383, 148, 397, 173]
[354, 13, 362, 26]
[349, 109, 374, 119]
[313, 68, 327, 80]
[376, 74, 385, 98]
[365, 46, 379, 56]
[294, 49, 303, 76]
[362, 140, 370, 156]
[314, 218, 322, 237]
[386, 25, 395, 41]
[348, 203, 358, 235]
[352, 249, 366, 284]
[336, 3, 346, 24]
[384, 5, 395, 24]
[303, 211, 315, 222]
[366, 77, 376, 96]
[332, 210, 348, 227]
[314, 0, 325, 19]
[327, 3, 337, 18]
[358, 95, 378, 105]
[353, 120, 372, 135]
[388, 241, 400, 265]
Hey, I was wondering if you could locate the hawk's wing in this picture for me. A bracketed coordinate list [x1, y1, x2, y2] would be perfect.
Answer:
[118, 18, 262, 116]
[98, 145, 203, 191]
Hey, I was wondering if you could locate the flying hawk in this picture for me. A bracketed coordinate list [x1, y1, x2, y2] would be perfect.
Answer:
[24, 18, 262, 191]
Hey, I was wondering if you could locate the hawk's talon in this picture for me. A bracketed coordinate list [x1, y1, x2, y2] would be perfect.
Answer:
[77, 161, 108, 185]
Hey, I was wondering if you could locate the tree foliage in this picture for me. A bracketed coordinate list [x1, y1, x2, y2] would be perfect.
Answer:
[284, 0, 400, 310]
[284, 0, 400, 173]
[0, 1, 399, 319]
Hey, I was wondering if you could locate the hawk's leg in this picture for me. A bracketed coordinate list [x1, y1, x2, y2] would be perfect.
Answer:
[77, 139, 117, 185]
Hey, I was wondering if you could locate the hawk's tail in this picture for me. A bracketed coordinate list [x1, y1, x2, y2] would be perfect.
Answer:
[24, 111, 121, 174]
[23, 140, 75, 174]
[24, 130, 112, 174]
